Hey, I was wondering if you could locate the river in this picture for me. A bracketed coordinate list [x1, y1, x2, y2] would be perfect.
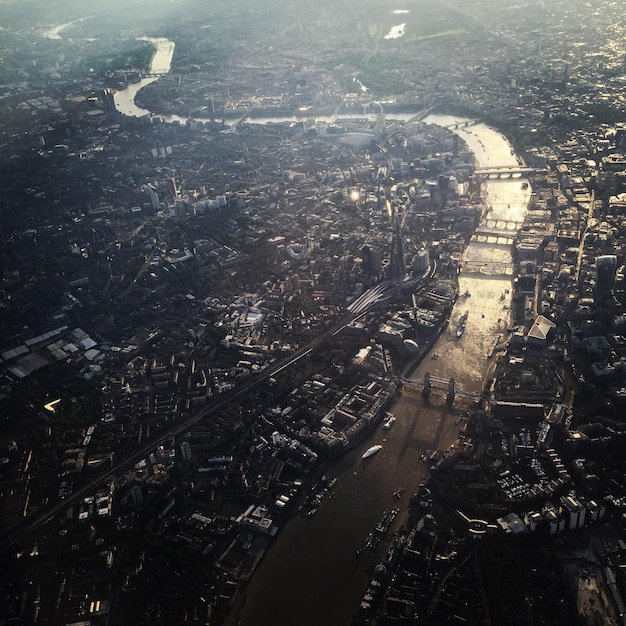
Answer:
[109, 38, 530, 626]
[112, 38, 178, 120]
[42, 17, 93, 40]
[413, 113, 531, 390]
[229, 120, 530, 626]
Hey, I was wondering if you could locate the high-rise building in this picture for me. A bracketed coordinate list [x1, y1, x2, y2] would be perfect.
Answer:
[148, 186, 160, 211]
[362, 246, 382, 275]
[388, 206, 407, 280]
[171, 177, 180, 199]
[413, 249, 429, 273]
[595, 254, 617, 302]
[369, 248, 382, 275]
[615, 123, 626, 151]
[169, 199, 187, 218]
[180, 441, 192, 461]
[288, 274, 300, 292]
[129, 485, 144, 509]
[452, 134, 459, 158]
[361, 245, 370, 272]
[374, 112, 386, 138]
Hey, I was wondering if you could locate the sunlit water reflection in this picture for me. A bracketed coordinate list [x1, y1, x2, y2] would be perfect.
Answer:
[233, 117, 530, 626]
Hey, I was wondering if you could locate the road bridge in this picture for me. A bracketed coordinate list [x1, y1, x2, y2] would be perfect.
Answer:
[460, 260, 514, 276]
[471, 218, 523, 243]
[482, 219, 523, 230]
[475, 166, 547, 178]
[404, 106, 436, 125]
[402, 375, 481, 401]
[232, 112, 250, 127]
[443, 119, 482, 130]
[472, 227, 517, 240]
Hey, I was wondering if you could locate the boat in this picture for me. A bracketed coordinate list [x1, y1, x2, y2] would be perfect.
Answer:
[357, 507, 399, 554]
[375, 507, 399, 534]
[383, 415, 396, 430]
[456, 311, 469, 338]
[362, 444, 382, 459]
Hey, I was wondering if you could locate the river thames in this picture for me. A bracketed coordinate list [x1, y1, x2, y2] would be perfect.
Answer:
[109, 40, 531, 626]
[229, 117, 531, 626]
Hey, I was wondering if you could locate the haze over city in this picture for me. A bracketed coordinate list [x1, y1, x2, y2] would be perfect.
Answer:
[2, 1, 626, 625]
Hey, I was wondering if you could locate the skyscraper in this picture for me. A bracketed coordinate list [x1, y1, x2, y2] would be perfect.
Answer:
[180, 441, 192, 461]
[388, 206, 407, 280]
[361, 245, 381, 275]
[148, 186, 160, 211]
[615, 123, 626, 151]
[595, 254, 617, 303]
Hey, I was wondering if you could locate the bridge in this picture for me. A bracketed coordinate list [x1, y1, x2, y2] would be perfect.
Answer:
[475, 166, 547, 178]
[444, 119, 482, 130]
[232, 111, 251, 127]
[472, 226, 517, 242]
[402, 375, 481, 402]
[481, 219, 523, 230]
[404, 106, 436, 126]
[471, 218, 523, 243]
[460, 260, 514, 276]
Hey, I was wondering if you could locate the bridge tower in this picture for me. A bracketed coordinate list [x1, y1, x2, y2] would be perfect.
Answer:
[447, 377, 456, 404]
[422, 372, 431, 398]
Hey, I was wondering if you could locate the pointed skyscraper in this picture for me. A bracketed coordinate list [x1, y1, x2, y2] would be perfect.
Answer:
[388, 203, 406, 281]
